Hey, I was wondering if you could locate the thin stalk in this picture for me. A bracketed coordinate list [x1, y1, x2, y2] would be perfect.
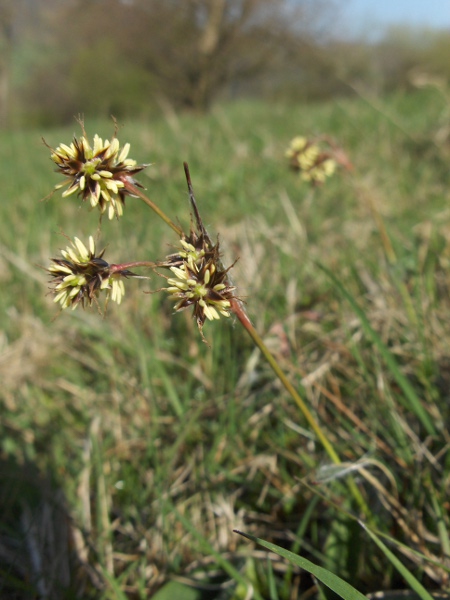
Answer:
[109, 261, 158, 274]
[123, 179, 184, 237]
[230, 299, 339, 462]
[230, 297, 371, 519]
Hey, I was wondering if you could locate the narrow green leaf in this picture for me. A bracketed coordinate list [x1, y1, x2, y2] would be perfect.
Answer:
[317, 263, 435, 435]
[100, 567, 129, 600]
[361, 524, 435, 600]
[430, 490, 450, 559]
[267, 556, 279, 600]
[153, 360, 184, 417]
[235, 531, 367, 600]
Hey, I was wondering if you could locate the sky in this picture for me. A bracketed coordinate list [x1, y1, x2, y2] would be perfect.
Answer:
[341, 0, 450, 39]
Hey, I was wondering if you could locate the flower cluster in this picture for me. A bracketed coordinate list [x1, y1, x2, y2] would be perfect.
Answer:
[48, 236, 128, 310]
[48, 130, 148, 219]
[45, 127, 241, 340]
[285, 136, 337, 185]
[162, 232, 238, 339]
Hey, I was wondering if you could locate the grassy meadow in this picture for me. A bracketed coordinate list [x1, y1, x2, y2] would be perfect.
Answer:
[1, 87, 450, 598]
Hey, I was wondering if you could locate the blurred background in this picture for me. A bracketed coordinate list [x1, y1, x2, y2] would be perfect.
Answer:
[2, 2, 450, 598]
[1, 0, 450, 128]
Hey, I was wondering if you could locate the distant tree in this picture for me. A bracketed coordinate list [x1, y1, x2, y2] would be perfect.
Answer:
[11, 1, 450, 127]
[123, 0, 302, 111]
[0, 0, 15, 127]
[18, 0, 336, 122]
[354, 26, 450, 94]
[139, 0, 343, 110]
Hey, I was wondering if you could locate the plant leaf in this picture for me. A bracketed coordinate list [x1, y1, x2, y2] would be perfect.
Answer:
[361, 524, 435, 600]
[235, 530, 367, 600]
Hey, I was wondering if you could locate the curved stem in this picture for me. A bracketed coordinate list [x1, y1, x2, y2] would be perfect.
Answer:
[231, 298, 340, 463]
[230, 298, 371, 518]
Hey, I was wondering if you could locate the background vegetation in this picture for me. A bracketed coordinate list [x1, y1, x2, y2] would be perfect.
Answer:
[1, 0, 450, 126]
[1, 1, 450, 599]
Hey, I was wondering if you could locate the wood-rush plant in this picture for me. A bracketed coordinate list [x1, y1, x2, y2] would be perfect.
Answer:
[45, 124, 368, 514]
[285, 134, 353, 185]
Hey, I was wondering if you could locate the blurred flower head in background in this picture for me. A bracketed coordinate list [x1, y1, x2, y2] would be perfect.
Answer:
[286, 135, 353, 185]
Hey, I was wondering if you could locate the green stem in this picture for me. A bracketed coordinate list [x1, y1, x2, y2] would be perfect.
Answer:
[231, 299, 339, 462]
[230, 298, 371, 519]
[123, 179, 184, 237]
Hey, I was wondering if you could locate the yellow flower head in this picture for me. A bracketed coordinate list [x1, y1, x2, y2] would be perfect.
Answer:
[48, 236, 127, 310]
[162, 234, 238, 341]
[286, 136, 337, 185]
[47, 127, 148, 219]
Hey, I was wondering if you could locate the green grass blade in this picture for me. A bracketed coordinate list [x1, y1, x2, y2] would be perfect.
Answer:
[99, 566, 129, 600]
[235, 531, 367, 600]
[301, 480, 450, 576]
[429, 491, 450, 563]
[267, 556, 279, 600]
[317, 263, 436, 436]
[153, 360, 185, 418]
[361, 524, 435, 600]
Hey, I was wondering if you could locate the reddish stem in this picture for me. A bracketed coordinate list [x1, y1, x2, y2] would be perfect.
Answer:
[230, 297, 253, 331]
[109, 261, 157, 274]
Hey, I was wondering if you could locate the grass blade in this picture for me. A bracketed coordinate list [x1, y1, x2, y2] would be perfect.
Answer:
[430, 491, 450, 559]
[235, 531, 367, 600]
[267, 556, 279, 600]
[361, 524, 435, 600]
[317, 263, 436, 436]
[99, 566, 129, 600]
